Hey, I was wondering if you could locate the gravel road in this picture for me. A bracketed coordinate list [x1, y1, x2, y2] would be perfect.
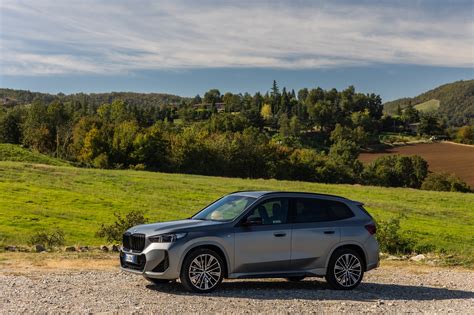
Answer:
[1, 263, 473, 313]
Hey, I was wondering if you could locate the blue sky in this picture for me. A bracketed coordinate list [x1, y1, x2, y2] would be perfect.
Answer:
[0, 0, 473, 101]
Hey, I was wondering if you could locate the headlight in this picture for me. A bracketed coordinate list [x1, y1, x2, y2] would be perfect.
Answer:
[148, 233, 187, 243]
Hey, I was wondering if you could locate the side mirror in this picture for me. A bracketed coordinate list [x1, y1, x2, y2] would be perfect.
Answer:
[244, 217, 263, 226]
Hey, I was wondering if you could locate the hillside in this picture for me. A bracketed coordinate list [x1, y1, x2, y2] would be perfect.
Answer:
[0, 144, 70, 166]
[383, 80, 474, 126]
[0, 160, 472, 266]
[0, 88, 189, 108]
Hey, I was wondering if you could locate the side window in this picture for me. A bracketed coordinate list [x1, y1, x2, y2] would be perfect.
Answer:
[292, 198, 354, 223]
[245, 198, 289, 225]
[327, 200, 355, 220]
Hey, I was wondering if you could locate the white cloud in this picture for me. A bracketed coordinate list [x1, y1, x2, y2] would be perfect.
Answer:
[0, 0, 472, 75]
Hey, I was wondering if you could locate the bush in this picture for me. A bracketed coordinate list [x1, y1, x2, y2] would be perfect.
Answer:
[28, 229, 65, 248]
[363, 155, 428, 188]
[455, 125, 474, 144]
[421, 172, 472, 193]
[376, 217, 415, 254]
[96, 210, 148, 243]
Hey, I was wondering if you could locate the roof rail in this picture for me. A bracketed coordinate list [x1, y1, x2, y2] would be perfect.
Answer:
[261, 191, 349, 200]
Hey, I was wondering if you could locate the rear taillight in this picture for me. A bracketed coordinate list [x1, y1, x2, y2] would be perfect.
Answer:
[365, 224, 377, 235]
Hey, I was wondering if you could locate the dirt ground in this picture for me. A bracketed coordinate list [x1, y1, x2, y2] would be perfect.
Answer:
[1, 253, 473, 313]
[359, 142, 474, 186]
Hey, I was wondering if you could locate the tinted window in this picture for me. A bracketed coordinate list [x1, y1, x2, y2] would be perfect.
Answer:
[245, 198, 289, 225]
[292, 198, 354, 223]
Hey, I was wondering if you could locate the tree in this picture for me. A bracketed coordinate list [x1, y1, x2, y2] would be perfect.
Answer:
[279, 113, 290, 137]
[402, 103, 419, 124]
[111, 120, 140, 166]
[297, 88, 309, 103]
[308, 100, 341, 134]
[456, 125, 474, 144]
[132, 123, 169, 170]
[260, 104, 273, 120]
[289, 116, 301, 137]
[22, 99, 55, 153]
[203, 89, 221, 105]
[363, 155, 428, 188]
[0, 108, 23, 144]
[270, 80, 280, 114]
[192, 94, 202, 104]
[418, 113, 443, 135]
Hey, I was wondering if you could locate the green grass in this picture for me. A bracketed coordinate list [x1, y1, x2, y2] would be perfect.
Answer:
[414, 99, 440, 112]
[0, 144, 70, 166]
[0, 160, 473, 266]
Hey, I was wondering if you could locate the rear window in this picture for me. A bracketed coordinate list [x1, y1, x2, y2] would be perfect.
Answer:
[292, 198, 354, 223]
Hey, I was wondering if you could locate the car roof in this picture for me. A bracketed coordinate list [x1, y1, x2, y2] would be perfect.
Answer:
[230, 190, 353, 202]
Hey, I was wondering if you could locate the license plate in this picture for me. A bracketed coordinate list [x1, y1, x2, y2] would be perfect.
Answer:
[124, 253, 137, 264]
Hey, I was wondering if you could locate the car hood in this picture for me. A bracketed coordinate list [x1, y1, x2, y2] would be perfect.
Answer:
[126, 219, 224, 236]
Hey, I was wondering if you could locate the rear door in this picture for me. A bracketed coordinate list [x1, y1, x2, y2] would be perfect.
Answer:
[289, 198, 353, 270]
[233, 198, 292, 274]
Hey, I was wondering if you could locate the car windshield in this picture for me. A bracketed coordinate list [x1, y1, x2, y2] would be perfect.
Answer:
[192, 195, 256, 222]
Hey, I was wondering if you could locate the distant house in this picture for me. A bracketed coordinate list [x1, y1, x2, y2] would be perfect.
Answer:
[408, 123, 420, 134]
[192, 102, 225, 112]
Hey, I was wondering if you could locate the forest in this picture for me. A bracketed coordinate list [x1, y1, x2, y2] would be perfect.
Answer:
[0, 82, 472, 192]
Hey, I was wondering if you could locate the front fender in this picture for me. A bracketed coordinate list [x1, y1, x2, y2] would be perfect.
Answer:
[176, 236, 233, 276]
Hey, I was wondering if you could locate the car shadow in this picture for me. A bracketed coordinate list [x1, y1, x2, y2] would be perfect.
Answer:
[146, 279, 474, 301]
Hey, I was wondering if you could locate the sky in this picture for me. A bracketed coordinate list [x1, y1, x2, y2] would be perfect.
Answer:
[0, 0, 473, 102]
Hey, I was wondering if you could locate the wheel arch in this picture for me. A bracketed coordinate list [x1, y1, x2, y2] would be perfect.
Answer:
[325, 242, 368, 271]
[179, 242, 230, 278]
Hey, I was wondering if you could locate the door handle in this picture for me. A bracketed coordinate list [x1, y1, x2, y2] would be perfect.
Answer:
[324, 231, 335, 234]
[273, 232, 286, 237]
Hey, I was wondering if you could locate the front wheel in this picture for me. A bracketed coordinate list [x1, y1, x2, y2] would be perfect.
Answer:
[180, 248, 224, 293]
[325, 248, 364, 290]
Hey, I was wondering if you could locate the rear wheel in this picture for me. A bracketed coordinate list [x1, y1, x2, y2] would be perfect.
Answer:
[286, 276, 305, 282]
[180, 248, 224, 293]
[325, 248, 364, 290]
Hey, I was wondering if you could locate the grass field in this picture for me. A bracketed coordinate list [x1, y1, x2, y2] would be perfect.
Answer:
[0, 153, 473, 266]
[359, 142, 474, 187]
[414, 99, 440, 112]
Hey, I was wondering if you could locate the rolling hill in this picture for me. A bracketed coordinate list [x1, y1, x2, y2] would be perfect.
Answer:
[0, 88, 189, 108]
[0, 146, 472, 266]
[0, 144, 70, 166]
[383, 80, 474, 126]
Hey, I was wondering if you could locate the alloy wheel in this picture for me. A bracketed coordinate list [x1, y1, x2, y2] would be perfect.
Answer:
[188, 253, 222, 291]
[334, 253, 362, 287]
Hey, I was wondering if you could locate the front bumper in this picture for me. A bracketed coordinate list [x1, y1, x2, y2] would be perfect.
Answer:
[120, 242, 181, 280]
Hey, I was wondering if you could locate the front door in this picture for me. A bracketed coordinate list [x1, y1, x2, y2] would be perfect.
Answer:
[233, 198, 291, 274]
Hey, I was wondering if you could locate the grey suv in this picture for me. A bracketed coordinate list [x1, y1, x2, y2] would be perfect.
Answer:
[120, 191, 379, 292]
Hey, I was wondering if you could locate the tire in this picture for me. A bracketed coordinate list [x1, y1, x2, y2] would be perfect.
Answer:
[145, 277, 171, 285]
[180, 248, 224, 293]
[325, 248, 364, 290]
[286, 276, 305, 282]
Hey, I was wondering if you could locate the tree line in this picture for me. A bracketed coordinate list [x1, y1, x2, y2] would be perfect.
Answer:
[0, 82, 471, 191]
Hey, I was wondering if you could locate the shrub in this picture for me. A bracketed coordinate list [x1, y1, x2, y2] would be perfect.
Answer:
[376, 216, 415, 254]
[28, 229, 65, 248]
[363, 155, 428, 188]
[96, 210, 148, 243]
[455, 125, 474, 144]
[421, 172, 472, 193]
